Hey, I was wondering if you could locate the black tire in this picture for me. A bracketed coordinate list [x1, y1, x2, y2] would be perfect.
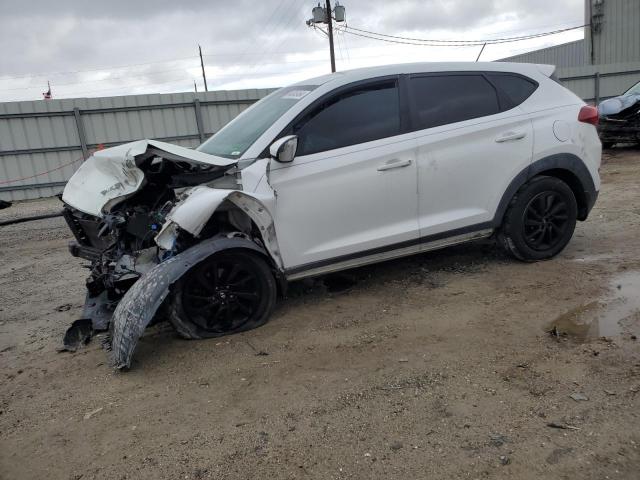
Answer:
[602, 141, 614, 149]
[168, 250, 277, 339]
[498, 176, 577, 262]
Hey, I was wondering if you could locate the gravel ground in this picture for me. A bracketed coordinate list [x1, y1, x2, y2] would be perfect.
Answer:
[1, 149, 639, 480]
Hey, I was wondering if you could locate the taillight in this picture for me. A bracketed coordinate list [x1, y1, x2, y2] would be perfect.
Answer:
[578, 105, 599, 126]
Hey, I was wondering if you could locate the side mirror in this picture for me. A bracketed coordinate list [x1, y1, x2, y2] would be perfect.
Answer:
[269, 135, 298, 163]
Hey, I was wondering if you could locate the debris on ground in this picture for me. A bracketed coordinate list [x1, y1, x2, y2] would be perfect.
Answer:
[569, 392, 589, 402]
[59, 319, 93, 352]
[547, 422, 581, 430]
[83, 407, 104, 420]
[499, 455, 511, 465]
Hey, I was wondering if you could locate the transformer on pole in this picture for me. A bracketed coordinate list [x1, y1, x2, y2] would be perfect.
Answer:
[306, 1, 346, 73]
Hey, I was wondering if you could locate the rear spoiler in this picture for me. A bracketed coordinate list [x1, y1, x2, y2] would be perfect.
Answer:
[536, 64, 556, 78]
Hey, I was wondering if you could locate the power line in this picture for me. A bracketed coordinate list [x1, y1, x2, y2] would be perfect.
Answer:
[340, 24, 588, 46]
[0, 21, 587, 83]
[244, 0, 302, 73]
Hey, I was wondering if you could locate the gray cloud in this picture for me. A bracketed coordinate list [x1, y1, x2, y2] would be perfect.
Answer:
[0, 0, 584, 100]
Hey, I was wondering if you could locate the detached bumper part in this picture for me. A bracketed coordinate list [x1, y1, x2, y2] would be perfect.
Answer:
[68, 240, 102, 261]
[109, 236, 269, 369]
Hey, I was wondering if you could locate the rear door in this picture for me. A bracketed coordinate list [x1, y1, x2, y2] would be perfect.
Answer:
[268, 78, 420, 271]
[407, 72, 535, 238]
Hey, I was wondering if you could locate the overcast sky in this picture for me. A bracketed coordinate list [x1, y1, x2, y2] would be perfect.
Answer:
[0, 0, 585, 102]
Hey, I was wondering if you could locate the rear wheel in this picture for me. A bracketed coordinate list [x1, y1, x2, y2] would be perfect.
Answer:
[168, 250, 277, 339]
[498, 176, 577, 261]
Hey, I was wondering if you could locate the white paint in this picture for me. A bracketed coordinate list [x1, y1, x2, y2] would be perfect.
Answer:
[63, 62, 602, 278]
[62, 139, 236, 216]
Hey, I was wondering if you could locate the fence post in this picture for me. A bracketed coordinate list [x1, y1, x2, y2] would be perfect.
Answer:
[73, 108, 89, 159]
[594, 72, 600, 105]
[193, 99, 206, 143]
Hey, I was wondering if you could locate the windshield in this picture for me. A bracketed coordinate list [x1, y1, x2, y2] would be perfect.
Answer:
[624, 81, 640, 96]
[197, 85, 319, 159]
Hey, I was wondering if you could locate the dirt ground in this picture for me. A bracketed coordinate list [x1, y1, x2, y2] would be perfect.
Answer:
[1, 149, 640, 480]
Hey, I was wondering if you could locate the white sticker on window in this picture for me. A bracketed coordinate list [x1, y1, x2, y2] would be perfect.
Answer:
[281, 90, 311, 100]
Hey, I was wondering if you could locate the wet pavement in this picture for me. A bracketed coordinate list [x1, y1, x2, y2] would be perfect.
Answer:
[547, 270, 640, 340]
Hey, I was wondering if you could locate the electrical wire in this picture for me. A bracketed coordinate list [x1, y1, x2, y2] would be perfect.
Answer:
[243, 0, 302, 72]
[341, 23, 588, 46]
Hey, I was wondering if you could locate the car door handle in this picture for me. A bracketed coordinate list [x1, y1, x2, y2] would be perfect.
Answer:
[377, 159, 412, 171]
[495, 130, 527, 143]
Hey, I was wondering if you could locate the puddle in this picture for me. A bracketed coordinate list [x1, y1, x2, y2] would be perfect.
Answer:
[547, 271, 640, 341]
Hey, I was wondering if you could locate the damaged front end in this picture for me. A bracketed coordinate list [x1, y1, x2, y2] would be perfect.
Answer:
[61, 140, 279, 368]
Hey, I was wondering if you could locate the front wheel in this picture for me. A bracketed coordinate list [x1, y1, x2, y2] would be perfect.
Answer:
[498, 176, 577, 262]
[168, 250, 277, 339]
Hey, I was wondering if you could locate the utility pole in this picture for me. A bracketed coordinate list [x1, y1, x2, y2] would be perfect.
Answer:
[198, 45, 208, 92]
[326, 0, 336, 73]
[307, 2, 345, 73]
[194, 80, 198, 93]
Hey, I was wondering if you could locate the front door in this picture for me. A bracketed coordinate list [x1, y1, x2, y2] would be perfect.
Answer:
[268, 78, 420, 272]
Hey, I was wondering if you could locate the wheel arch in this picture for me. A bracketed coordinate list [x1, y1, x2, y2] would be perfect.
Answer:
[156, 188, 284, 272]
[109, 235, 275, 370]
[493, 153, 597, 226]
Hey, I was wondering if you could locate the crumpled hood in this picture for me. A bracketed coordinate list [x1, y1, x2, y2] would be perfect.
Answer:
[599, 93, 640, 117]
[62, 139, 237, 216]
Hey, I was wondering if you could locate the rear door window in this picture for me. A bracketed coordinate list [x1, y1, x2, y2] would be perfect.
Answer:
[293, 80, 400, 156]
[408, 74, 500, 130]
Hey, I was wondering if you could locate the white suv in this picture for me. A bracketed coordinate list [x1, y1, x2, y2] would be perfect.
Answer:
[61, 62, 601, 368]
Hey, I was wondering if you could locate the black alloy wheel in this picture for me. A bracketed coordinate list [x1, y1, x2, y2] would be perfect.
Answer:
[522, 191, 570, 251]
[168, 251, 277, 339]
[498, 175, 578, 261]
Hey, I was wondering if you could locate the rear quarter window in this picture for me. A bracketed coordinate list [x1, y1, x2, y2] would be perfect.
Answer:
[487, 73, 538, 109]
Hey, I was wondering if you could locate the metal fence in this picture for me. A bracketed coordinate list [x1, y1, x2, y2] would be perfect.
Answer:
[557, 62, 640, 104]
[0, 89, 275, 201]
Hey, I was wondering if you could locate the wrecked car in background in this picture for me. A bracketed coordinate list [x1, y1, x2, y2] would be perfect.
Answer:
[598, 80, 640, 148]
[61, 62, 601, 369]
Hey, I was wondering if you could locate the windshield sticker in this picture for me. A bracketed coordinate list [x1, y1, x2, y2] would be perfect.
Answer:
[281, 89, 311, 100]
[231, 151, 241, 156]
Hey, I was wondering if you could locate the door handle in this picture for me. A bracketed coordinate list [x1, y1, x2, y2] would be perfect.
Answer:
[377, 158, 412, 171]
[495, 130, 527, 143]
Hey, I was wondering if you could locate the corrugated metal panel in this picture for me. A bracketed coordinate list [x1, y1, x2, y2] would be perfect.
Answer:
[586, 0, 640, 65]
[0, 88, 275, 201]
[499, 40, 587, 68]
[501, 0, 640, 68]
